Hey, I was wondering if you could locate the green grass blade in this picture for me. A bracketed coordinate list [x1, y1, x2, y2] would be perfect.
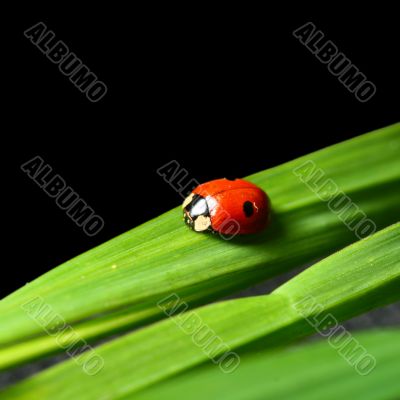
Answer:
[134, 329, 400, 400]
[2, 223, 399, 399]
[1, 124, 399, 369]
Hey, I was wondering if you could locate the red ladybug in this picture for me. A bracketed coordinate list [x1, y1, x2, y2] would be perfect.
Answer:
[182, 178, 270, 235]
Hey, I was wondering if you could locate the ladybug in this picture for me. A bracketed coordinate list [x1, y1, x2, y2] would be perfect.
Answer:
[182, 178, 270, 235]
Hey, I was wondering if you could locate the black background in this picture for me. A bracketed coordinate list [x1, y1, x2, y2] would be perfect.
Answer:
[6, 7, 399, 297]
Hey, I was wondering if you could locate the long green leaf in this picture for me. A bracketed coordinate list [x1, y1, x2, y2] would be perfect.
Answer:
[1, 124, 399, 369]
[2, 223, 399, 399]
[135, 328, 400, 400]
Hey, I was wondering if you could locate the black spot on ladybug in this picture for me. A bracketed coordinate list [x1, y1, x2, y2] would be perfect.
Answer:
[243, 201, 254, 217]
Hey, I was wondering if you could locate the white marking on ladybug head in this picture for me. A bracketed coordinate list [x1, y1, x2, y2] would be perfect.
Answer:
[190, 197, 208, 217]
[182, 193, 195, 209]
[205, 196, 218, 216]
[194, 215, 211, 232]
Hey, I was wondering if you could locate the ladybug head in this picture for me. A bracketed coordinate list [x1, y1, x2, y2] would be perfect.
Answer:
[182, 193, 212, 232]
